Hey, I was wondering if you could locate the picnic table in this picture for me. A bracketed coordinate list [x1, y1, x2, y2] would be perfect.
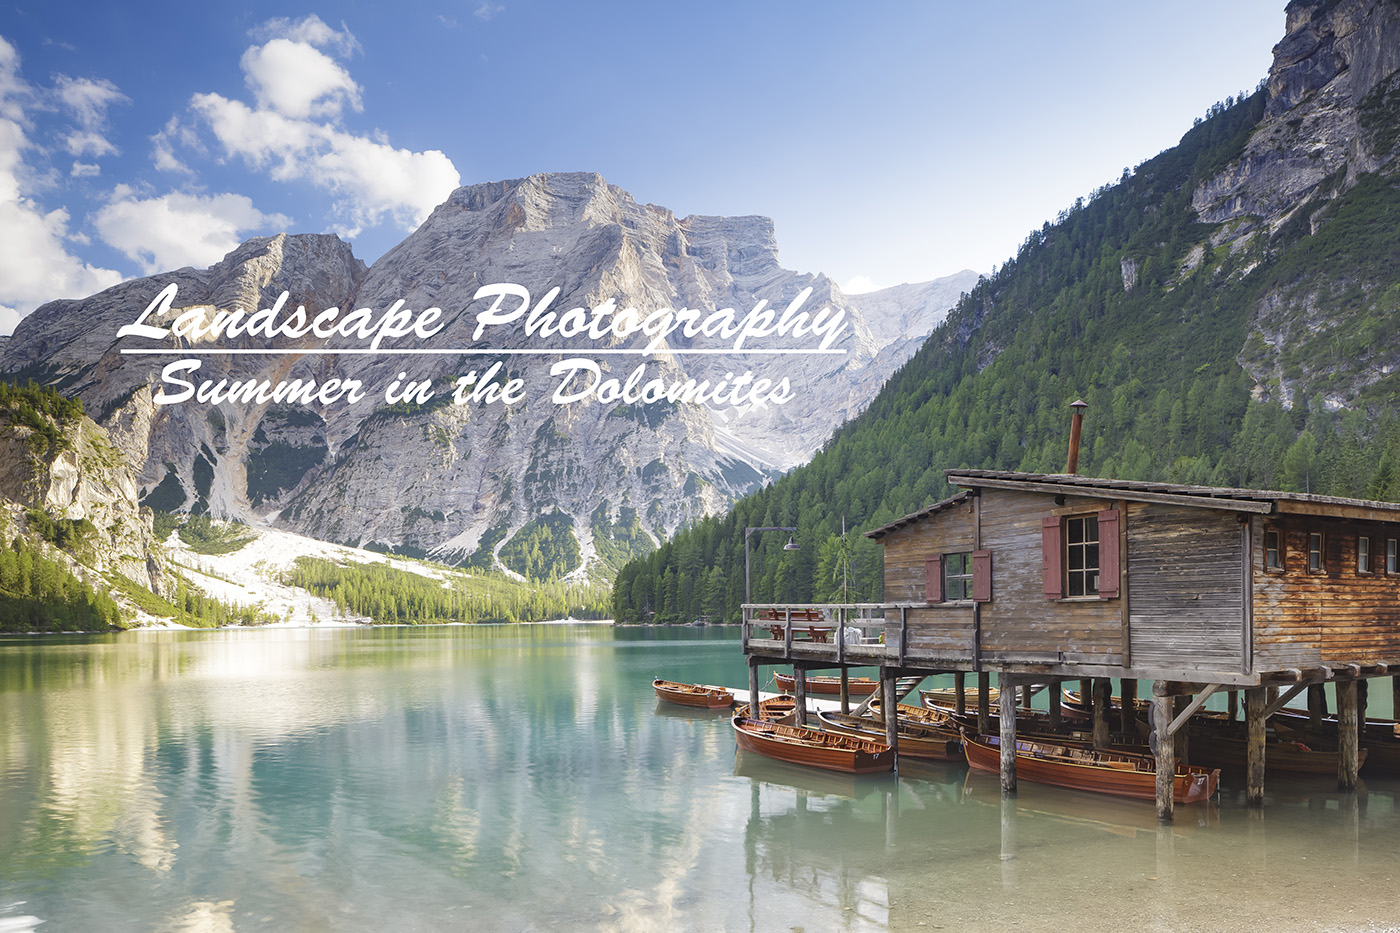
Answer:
[756, 608, 832, 642]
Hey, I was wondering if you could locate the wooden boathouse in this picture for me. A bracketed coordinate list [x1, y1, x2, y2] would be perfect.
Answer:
[742, 464, 1400, 819]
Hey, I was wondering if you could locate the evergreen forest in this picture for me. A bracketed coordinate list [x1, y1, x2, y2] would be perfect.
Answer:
[612, 87, 1400, 624]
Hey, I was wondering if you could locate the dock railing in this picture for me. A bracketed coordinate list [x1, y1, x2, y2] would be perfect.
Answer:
[742, 603, 893, 664]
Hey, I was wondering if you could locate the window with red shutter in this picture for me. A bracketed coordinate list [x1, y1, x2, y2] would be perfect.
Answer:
[1096, 509, 1120, 598]
[972, 549, 992, 602]
[925, 555, 944, 603]
[1042, 515, 1063, 599]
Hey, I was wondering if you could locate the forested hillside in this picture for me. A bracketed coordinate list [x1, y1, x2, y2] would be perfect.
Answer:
[611, 82, 1400, 624]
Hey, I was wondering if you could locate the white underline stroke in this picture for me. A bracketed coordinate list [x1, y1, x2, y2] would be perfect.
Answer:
[119, 347, 847, 356]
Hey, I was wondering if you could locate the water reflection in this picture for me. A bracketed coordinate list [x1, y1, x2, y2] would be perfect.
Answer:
[6, 627, 1400, 931]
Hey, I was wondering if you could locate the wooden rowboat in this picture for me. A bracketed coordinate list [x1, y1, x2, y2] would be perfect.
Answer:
[653, 678, 734, 709]
[962, 733, 1218, 804]
[1271, 707, 1400, 774]
[732, 715, 895, 774]
[871, 699, 955, 727]
[774, 671, 879, 697]
[1186, 722, 1367, 775]
[734, 694, 799, 725]
[870, 700, 1140, 755]
[815, 709, 962, 761]
[921, 686, 1000, 710]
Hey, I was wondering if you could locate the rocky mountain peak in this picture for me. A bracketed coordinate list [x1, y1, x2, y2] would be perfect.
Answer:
[2, 173, 973, 582]
[1194, 0, 1400, 232]
[1268, 0, 1400, 119]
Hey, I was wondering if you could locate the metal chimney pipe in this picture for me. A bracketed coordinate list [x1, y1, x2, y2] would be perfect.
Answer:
[1065, 399, 1088, 474]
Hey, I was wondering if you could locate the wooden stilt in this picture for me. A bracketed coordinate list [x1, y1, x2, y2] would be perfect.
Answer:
[1152, 688, 1174, 822]
[1092, 678, 1111, 748]
[1227, 690, 1238, 722]
[954, 671, 966, 718]
[1173, 695, 1190, 766]
[1308, 683, 1324, 729]
[1120, 679, 1138, 734]
[1048, 679, 1062, 732]
[748, 659, 761, 713]
[1080, 678, 1092, 715]
[794, 669, 809, 727]
[840, 671, 850, 715]
[1246, 686, 1266, 807]
[999, 672, 1017, 794]
[882, 671, 899, 765]
[1338, 679, 1359, 792]
[978, 671, 991, 736]
[1358, 678, 1369, 743]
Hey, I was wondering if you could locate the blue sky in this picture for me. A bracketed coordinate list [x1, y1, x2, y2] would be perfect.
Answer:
[0, 1, 1284, 335]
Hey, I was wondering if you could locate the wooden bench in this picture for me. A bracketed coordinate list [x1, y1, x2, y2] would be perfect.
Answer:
[756, 608, 832, 642]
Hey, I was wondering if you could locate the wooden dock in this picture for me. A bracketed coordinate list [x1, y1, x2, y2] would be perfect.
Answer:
[743, 468, 1400, 819]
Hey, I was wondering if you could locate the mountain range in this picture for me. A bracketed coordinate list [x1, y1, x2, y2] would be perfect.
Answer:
[0, 173, 975, 583]
[612, 0, 1400, 622]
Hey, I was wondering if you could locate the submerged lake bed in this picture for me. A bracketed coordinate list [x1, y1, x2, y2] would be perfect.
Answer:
[2, 624, 1399, 932]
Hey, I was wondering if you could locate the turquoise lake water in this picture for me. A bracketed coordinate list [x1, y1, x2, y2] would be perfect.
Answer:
[3, 624, 1400, 932]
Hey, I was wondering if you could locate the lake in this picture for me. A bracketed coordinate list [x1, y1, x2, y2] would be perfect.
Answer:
[2, 624, 1399, 932]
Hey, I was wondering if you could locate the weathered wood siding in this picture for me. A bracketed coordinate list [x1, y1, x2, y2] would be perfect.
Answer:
[977, 489, 1124, 666]
[879, 498, 976, 602]
[1252, 516, 1400, 669]
[903, 606, 975, 660]
[1127, 503, 1245, 672]
[878, 498, 976, 662]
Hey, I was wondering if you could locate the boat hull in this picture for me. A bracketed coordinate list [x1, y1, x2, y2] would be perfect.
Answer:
[1187, 723, 1366, 775]
[963, 733, 1217, 804]
[734, 694, 799, 725]
[653, 679, 734, 709]
[816, 710, 961, 761]
[1272, 708, 1400, 775]
[775, 672, 879, 697]
[733, 716, 895, 774]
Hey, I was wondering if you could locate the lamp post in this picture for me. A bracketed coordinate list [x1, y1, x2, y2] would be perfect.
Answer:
[745, 526, 799, 605]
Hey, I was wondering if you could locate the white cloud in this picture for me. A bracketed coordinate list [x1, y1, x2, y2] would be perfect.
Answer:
[92, 187, 292, 275]
[55, 75, 127, 129]
[70, 161, 99, 177]
[0, 38, 30, 125]
[241, 38, 361, 119]
[250, 15, 361, 57]
[0, 303, 21, 336]
[54, 74, 126, 160]
[151, 116, 198, 174]
[474, 2, 504, 21]
[0, 36, 124, 324]
[64, 129, 118, 157]
[181, 18, 461, 237]
[842, 275, 880, 295]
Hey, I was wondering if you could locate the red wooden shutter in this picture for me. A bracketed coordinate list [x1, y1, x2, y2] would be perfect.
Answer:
[1097, 508, 1120, 598]
[972, 549, 992, 602]
[1042, 516, 1063, 599]
[925, 555, 944, 603]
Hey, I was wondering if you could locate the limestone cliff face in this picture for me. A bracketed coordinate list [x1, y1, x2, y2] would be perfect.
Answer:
[1187, 0, 1400, 411]
[0, 404, 165, 595]
[1, 174, 971, 580]
[1194, 0, 1400, 232]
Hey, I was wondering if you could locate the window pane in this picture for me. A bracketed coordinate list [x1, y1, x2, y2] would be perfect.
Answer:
[1084, 517, 1098, 542]
[1085, 544, 1099, 568]
[1068, 574, 1084, 597]
[1067, 521, 1083, 544]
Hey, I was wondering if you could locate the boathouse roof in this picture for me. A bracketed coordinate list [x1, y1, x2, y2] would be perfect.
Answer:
[864, 470, 1400, 539]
